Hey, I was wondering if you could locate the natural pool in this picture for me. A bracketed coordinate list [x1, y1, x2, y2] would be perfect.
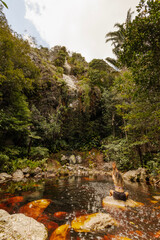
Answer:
[0, 175, 160, 240]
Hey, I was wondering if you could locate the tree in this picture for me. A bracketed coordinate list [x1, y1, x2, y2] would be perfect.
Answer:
[105, 9, 133, 68]
[0, 1, 8, 9]
[120, 0, 160, 90]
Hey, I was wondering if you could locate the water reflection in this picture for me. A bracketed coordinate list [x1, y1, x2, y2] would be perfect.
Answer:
[0, 176, 159, 240]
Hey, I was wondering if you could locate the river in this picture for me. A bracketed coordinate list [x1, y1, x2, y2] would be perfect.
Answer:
[0, 175, 159, 239]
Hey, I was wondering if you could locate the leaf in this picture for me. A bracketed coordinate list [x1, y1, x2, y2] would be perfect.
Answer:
[0, 0, 8, 8]
[19, 199, 51, 219]
[49, 224, 70, 240]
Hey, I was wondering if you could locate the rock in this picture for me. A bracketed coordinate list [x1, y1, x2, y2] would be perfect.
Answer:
[76, 155, 82, 164]
[103, 162, 113, 171]
[123, 168, 148, 182]
[45, 171, 56, 178]
[71, 212, 117, 232]
[0, 209, 48, 240]
[50, 224, 70, 240]
[0, 172, 12, 182]
[22, 167, 31, 174]
[34, 172, 43, 179]
[63, 60, 71, 75]
[12, 169, 24, 182]
[60, 154, 69, 164]
[33, 167, 42, 174]
[102, 196, 144, 209]
[153, 196, 160, 200]
[69, 155, 77, 164]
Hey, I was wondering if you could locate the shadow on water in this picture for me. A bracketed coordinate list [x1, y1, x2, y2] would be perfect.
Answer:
[0, 175, 160, 239]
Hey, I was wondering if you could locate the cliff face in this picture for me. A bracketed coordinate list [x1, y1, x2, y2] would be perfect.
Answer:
[26, 46, 114, 151]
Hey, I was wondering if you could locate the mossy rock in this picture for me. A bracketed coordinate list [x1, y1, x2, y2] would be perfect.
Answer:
[102, 196, 144, 209]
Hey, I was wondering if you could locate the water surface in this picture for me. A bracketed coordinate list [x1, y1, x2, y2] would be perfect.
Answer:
[0, 175, 159, 239]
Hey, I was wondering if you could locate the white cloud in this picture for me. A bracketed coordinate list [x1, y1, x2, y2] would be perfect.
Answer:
[24, 0, 139, 62]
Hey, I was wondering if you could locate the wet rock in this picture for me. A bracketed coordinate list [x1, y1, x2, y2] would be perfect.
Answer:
[123, 168, 148, 182]
[71, 212, 117, 232]
[0, 172, 12, 182]
[102, 196, 144, 209]
[153, 196, 160, 200]
[12, 169, 24, 182]
[69, 155, 77, 164]
[0, 209, 48, 240]
[50, 224, 70, 240]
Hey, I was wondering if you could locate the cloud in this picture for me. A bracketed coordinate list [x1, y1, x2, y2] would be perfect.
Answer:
[24, 0, 139, 62]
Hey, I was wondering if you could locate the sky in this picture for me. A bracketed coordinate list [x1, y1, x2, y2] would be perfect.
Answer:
[3, 0, 140, 62]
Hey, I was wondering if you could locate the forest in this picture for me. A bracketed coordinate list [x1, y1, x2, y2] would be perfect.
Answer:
[0, 0, 160, 176]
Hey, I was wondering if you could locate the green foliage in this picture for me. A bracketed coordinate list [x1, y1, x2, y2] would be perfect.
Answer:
[29, 147, 49, 160]
[89, 59, 112, 72]
[54, 46, 68, 67]
[0, 1, 8, 9]
[102, 137, 138, 170]
[68, 52, 88, 77]
[120, 0, 160, 90]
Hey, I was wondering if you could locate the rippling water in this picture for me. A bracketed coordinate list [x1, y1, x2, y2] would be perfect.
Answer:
[0, 175, 160, 239]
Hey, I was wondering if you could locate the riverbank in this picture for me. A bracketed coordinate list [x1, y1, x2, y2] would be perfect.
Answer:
[0, 152, 159, 187]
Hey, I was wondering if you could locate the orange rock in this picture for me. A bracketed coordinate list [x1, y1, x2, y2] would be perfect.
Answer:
[49, 224, 70, 240]
[154, 230, 160, 238]
[150, 200, 158, 204]
[19, 199, 51, 219]
[53, 211, 68, 219]
[5, 196, 24, 204]
[71, 213, 117, 233]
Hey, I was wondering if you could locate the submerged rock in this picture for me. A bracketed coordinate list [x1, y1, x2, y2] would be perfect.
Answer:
[0, 209, 48, 240]
[102, 196, 144, 209]
[50, 224, 70, 240]
[71, 212, 117, 232]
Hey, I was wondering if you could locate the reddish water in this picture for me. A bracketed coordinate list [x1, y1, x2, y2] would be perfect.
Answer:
[0, 175, 159, 240]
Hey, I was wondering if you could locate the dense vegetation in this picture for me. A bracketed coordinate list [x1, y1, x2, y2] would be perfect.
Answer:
[0, 0, 159, 175]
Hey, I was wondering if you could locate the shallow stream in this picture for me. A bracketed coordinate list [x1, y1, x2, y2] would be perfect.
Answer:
[0, 175, 160, 239]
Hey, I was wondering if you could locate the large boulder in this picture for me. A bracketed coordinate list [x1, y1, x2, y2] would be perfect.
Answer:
[12, 169, 24, 182]
[0, 209, 48, 240]
[71, 212, 117, 232]
[123, 168, 148, 182]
